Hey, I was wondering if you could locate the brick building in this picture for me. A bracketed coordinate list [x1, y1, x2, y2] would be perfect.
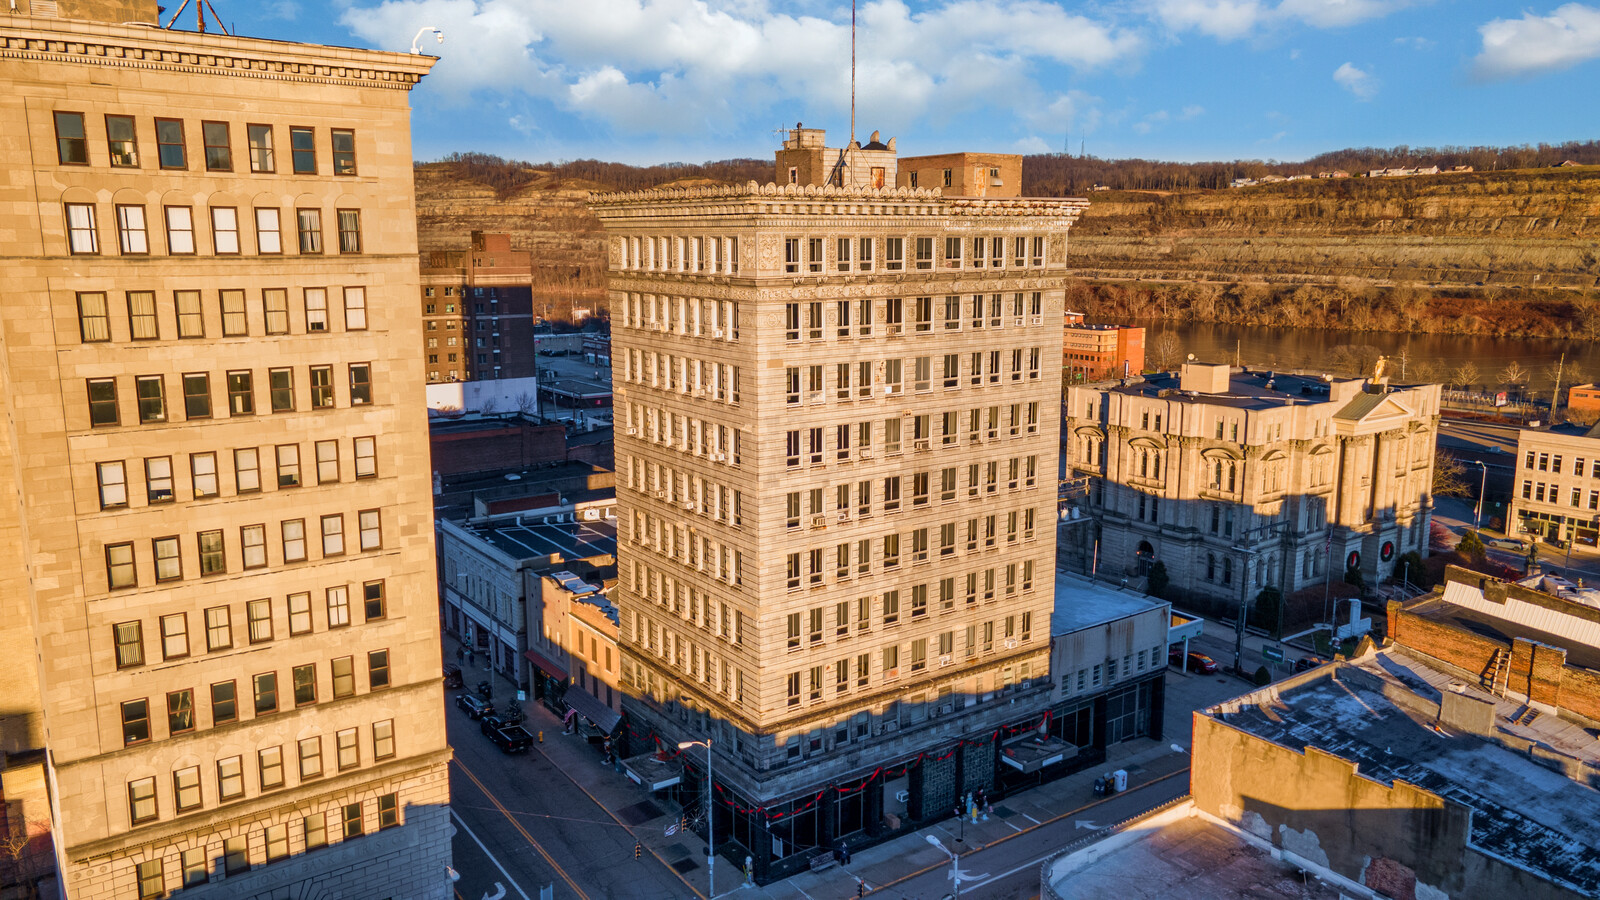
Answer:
[1567, 383, 1600, 418]
[420, 232, 541, 384]
[1063, 321, 1146, 382]
[1507, 420, 1600, 547]
[896, 151, 1022, 197]
[0, 4, 450, 899]
[592, 127, 1087, 881]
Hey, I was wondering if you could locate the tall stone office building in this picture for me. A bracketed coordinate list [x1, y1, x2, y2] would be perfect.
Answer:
[592, 127, 1087, 881]
[0, 3, 450, 898]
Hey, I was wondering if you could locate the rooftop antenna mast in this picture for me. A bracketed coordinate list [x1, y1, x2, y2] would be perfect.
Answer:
[163, 0, 231, 34]
[850, 0, 857, 147]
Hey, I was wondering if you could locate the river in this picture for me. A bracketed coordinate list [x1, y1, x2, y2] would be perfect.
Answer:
[1109, 320, 1600, 394]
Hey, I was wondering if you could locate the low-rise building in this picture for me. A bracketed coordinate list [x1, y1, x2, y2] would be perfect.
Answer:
[1566, 383, 1600, 418]
[1047, 574, 1171, 752]
[1506, 421, 1600, 547]
[896, 151, 1022, 197]
[1064, 363, 1440, 615]
[1064, 322, 1146, 382]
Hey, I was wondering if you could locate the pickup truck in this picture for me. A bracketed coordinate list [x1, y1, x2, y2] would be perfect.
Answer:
[486, 723, 535, 754]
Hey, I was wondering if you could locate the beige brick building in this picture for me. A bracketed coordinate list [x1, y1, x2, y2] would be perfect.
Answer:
[1507, 421, 1600, 548]
[591, 127, 1087, 881]
[1065, 364, 1440, 616]
[0, 4, 451, 898]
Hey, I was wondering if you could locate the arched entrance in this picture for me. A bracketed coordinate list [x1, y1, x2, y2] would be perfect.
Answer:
[1135, 540, 1156, 576]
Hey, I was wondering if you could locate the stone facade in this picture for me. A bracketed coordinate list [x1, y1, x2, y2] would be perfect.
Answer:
[1506, 422, 1600, 547]
[896, 152, 1022, 198]
[591, 141, 1087, 880]
[0, 8, 450, 900]
[1065, 364, 1440, 612]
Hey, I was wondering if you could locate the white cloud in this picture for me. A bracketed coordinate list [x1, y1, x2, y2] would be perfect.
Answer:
[1148, 0, 1413, 40]
[1333, 61, 1378, 98]
[1133, 109, 1170, 134]
[1392, 35, 1434, 49]
[1474, 4, 1600, 79]
[340, 0, 1140, 137]
[1012, 135, 1052, 153]
[1178, 104, 1204, 120]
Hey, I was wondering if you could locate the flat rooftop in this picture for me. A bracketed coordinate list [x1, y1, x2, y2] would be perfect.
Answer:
[1205, 648, 1600, 896]
[1052, 570, 1166, 636]
[468, 519, 618, 562]
[1404, 573, 1600, 671]
[1099, 368, 1409, 413]
[1046, 811, 1344, 899]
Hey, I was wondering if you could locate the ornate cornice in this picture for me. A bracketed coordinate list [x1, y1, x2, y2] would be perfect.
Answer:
[590, 180, 1091, 220]
[0, 17, 433, 91]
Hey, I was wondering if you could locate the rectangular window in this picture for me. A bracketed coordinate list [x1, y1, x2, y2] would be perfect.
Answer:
[87, 377, 118, 426]
[331, 128, 358, 175]
[311, 366, 334, 408]
[265, 823, 290, 861]
[216, 754, 243, 799]
[303, 287, 329, 331]
[248, 123, 275, 172]
[297, 209, 323, 253]
[106, 114, 139, 166]
[337, 209, 362, 253]
[212, 680, 237, 724]
[178, 373, 210, 419]
[158, 205, 195, 254]
[373, 719, 395, 759]
[114, 621, 144, 667]
[326, 586, 350, 628]
[885, 237, 904, 270]
[368, 649, 390, 689]
[349, 363, 372, 405]
[129, 778, 159, 826]
[202, 121, 232, 171]
[359, 510, 382, 551]
[344, 286, 367, 330]
[168, 689, 195, 734]
[106, 541, 136, 590]
[198, 529, 225, 575]
[135, 375, 166, 423]
[176, 290, 204, 338]
[160, 613, 189, 660]
[343, 803, 364, 839]
[276, 444, 301, 487]
[337, 728, 360, 770]
[255, 207, 282, 254]
[293, 663, 317, 706]
[288, 592, 313, 635]
[248, 598, 273, 643]
[153, 535, 182, 582]
[121, 699, 150, 745]
[155, 118, 186, 169]
[282, 519, 306, 562]
[332, 656, 355, 698]
[65, 202, 98, 254]
[128, 290, 159, 339]
[115, 204, 149, 254]
[235, 447, 261, 493]
[290, 126, 317, 173]
[54, 111, 87, 164]
[258, 746, 284, 790]
[314, 439, 339, 484]
[204, 206, 239, 254]
[225, 370, 254, 416]
[205, 606, 232, 651]
[304, 812, 328, 850]
[191, 452, 218, 498]
[268, 367, 294, 411]
[254, 671, 278, 715]
[321, 514, 344, 556]
[97, 460, 127, 508]
[145, 456, 174, 503]
[354, 435, 377, 478]
[224, 835, 250, 875]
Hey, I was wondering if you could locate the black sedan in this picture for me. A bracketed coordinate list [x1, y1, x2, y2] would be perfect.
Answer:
[455, 694, 495, 719]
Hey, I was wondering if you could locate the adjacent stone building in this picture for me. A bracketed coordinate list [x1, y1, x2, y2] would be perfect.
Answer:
[1064, 363, 1440, 613]
[0, 4, 450, 898]
[1507, 420, 1600, 548]
[591, 127, 1087, 881]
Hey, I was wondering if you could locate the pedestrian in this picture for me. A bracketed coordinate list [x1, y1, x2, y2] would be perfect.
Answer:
[456, 646, 464, 665]
[840, 841, 851, 866]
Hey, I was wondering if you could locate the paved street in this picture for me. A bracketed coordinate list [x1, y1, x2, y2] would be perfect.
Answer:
[443, 632, 1258, 900]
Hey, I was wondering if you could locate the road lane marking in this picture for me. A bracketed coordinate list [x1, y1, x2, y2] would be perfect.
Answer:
[451, 808, 533, 900]
[454, 757, 588, 900]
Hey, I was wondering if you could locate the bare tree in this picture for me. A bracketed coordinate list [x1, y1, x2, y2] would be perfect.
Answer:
[1409, 359, 1445, 384]
[514, 391, 537, 416]
[1454, 361, 1480, 390]
[1499, 360, 1528, 389]
[1433, 450, 1471, 498]
[1149, 333, 1183, 372]
[479, 396, 501, 416]
[1, 816, 51, 898]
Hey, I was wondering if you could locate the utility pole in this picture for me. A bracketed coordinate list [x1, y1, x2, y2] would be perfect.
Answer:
[1551, 352, 1566, 422]
[1230, 521, 1280, 674]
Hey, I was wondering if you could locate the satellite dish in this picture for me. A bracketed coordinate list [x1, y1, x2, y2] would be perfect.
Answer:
[1186, 353, 1196, 361]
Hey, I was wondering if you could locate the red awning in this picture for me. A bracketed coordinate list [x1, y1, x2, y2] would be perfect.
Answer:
[524, 647, 567, 677]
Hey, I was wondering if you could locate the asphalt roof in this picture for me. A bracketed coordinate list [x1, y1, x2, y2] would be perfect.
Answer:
[471, 519, 618, 562]
[1052, 570, 1167, 636]
[1207, 649, 1600, 896]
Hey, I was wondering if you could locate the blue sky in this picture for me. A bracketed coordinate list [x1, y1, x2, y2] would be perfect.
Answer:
[227, 1, 1600, 165]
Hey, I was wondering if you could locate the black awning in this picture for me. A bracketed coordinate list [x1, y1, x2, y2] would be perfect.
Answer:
[563, 686, 621, 734]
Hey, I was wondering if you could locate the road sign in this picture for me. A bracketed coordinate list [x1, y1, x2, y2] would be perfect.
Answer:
[1262, 645, 1284, 663]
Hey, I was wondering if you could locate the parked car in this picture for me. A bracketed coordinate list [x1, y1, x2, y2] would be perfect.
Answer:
[455, 694, 495, 720]
[443, 663, 464, 688]
[1486, 538, 1526, 551]
[486, 724, 536, 754]
[1169, 647, 1218, 674]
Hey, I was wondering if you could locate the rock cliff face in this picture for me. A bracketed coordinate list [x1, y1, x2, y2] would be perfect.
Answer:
[413, 162, 1600, 335]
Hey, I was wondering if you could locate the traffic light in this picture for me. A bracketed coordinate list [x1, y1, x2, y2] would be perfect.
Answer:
[857, 880, 866, 898]
[634, 841, 642, 860]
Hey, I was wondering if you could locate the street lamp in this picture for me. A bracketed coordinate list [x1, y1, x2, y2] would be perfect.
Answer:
[1472, 461, 1487, 530]
[925, 833, 986, 899]
[678, 740, 714, 899]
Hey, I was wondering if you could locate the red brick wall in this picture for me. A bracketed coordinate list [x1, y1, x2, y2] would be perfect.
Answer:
[1562, 667, 1600, 721]
[430, 421, 568, 476]
[1389, 609, 1502, 679]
